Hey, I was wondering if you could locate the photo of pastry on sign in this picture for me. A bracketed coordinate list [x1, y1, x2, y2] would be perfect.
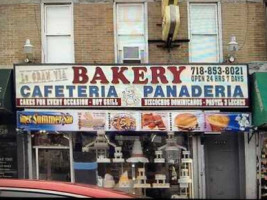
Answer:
[141, 113, 168, 131]
[173, 112, 204, 132]
[111, 114, 137, 131]
[206, 114, 230, 132]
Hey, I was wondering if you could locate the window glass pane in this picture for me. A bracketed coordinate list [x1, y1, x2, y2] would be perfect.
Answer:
[118, 5, 143, 22]
[117, 4, 144, 35]
[117, 22, 144, 35]
[47, 36, 73, 63]
[46, 5, 71, 35]
[191, 35, 218, 63]
[39, 149, 70, 182]
[118, 35, 145, 47]
[190, 4, 217, 34]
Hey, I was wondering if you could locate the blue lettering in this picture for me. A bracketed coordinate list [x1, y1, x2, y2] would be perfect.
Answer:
[66, 86, 75, 97]
[154, 86, 165, 97]
[166, 86, 176, 97]
[55, 85, 64, 97]
[215, 86, 225, 97]
[227, 85, 231, 97]
[204, 85, 213, 97]
[101, 86, 105, 97]
[192, 86, 202, 97]
[179, 86, 190, 97]
[44, 86, 53, 97]
[78, 86, 87, 97]
[32, 86, 42, 97]
[89, 86, 99, 97]
[144, 86, 153, 97]
[107, 86, 118, 97]
[20, 86, 30, 97]
[233, 86, 244, 97]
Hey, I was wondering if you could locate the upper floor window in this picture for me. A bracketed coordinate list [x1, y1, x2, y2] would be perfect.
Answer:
[115, 3, 148, 63]
[189, 3, 222, 63]
[42, 3, 74, 63]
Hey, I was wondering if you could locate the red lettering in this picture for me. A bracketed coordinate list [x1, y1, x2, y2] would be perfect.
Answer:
[72, 66, 88, 84]
[150, 67, 168, 84]
[90, 67, 109, 84]
[111, 67, 130, 84]
[132, 67, 148, 84]
[167, 66, 186, 83]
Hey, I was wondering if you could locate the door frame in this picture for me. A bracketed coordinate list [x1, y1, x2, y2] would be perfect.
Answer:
[28, 133, 74, 182]
[204, 132, 245, 199]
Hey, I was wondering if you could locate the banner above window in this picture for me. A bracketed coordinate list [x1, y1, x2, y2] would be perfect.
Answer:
[17, 110, 251, 133]
[15, 64, 249, 108]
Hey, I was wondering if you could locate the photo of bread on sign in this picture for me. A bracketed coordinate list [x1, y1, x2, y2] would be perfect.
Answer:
[141, 113, 167, 131]
[174, 113, 198, 131]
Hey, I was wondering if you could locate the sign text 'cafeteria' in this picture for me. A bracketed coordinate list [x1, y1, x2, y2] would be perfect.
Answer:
[15, 64, 249, 108]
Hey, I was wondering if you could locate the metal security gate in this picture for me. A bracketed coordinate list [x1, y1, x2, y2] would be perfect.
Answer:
[204, 133, 241, 199]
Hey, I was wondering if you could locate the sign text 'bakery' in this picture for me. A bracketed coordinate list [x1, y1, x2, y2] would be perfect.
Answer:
[15, 64, 249, 108]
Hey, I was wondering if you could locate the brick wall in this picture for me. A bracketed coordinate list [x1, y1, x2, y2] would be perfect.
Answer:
[0, 0, 266, 67]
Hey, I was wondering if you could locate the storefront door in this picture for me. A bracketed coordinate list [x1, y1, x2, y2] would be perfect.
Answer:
[204, 133, 240, 199]
[34, 147, 71, 182]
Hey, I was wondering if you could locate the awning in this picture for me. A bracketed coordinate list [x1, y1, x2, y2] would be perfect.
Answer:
[252, 72, 267, 128]
[0, 69, 13, 113]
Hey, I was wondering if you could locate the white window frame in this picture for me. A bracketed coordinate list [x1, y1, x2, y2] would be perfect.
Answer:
[113, 1, 149, 63]
[41, 1, 75, 63]
[187, 1, 223, 63]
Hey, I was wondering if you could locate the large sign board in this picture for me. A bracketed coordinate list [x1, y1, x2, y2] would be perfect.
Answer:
[17, 110, 251, 133]
[15, 64, 249, 108]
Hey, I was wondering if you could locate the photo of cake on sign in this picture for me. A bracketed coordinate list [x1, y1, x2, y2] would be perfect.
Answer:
[141, 112, 168, 131]
[172, 111, 204, 132]
[110, 113, 137, 131]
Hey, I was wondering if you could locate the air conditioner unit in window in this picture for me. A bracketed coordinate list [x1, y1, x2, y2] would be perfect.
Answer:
[122, 46, 141, 63]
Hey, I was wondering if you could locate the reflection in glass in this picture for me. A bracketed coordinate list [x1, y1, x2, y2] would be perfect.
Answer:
[39, 149, 70, 181]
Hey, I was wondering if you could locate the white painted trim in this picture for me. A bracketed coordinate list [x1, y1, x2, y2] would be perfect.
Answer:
[69, 133, 75, 183]
[41, 0, 74, 3]
[41, 2, 74, 63]
[27, 132, 33, 179]
[113, 1, 118, 63]
[41, 2, 45, 63]
[33, 146, 70, 149]
[114, 0, 153, 2]
[35, 147, 39, 180]
[217, 1, 223, 63]
[144, 1, 149, 63]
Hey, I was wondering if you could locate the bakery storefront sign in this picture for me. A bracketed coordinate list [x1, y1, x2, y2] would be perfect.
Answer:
[17, 110, 251, 133]
[15, 64, 249, 108]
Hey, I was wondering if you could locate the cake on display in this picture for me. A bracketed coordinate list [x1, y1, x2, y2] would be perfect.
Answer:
[126, 138, 149, 163]
[103, 173, 115, 188]
[119, 171, 131, 188]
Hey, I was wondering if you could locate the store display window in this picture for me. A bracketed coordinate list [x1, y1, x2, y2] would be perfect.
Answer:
[73, 131, 194, 198]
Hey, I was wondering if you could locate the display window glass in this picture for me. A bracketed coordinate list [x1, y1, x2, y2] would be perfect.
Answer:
[72, 132, 194, 198]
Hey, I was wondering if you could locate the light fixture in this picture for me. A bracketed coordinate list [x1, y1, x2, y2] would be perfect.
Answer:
[23, 39, 33, 63]
[228, 35, 239, 63]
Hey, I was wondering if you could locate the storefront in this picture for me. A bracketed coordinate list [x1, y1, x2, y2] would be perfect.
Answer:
[15, 64, 251, 198]
[0, 69, 17, 179]
[251, 72, 267, 199]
